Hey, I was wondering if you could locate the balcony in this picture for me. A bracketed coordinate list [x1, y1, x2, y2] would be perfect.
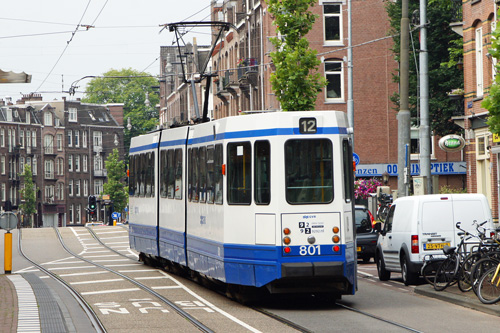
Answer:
[237, 58, 259, 86]
[94, 169, 108, 177]
[44, 147, 56, 155]
[93, 145, 103, 154]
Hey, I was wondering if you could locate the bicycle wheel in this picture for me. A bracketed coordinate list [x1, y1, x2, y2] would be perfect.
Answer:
[434, 256, 458, 291]
[476, 265, 500, 304]
[422, 259, 444, 286]
[470, 257, 500, 294]
[377, 206, 389, 221]
[458, 253, 481, 292]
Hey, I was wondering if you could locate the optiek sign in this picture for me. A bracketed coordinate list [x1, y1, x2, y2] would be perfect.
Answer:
[356, 162, 466, 177]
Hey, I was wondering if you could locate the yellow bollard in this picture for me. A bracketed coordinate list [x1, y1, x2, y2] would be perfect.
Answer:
[4, 231, 12, 274]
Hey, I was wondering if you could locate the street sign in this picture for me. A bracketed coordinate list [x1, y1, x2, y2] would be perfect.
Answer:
[353, 153, 360, 166]
[111, 212, 121, 220]
[0, 213, 18, 231]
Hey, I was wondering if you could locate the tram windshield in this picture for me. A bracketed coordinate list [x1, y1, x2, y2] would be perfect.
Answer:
[285, 139, 333, 204]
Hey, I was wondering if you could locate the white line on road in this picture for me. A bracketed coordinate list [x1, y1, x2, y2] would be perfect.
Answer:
[71, 279, 124, 285]
[81, 288, 141, 295]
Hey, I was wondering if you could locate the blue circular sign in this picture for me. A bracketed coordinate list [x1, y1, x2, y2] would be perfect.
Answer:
[111, 212, 120, 219]
[353, 153, 360, 166]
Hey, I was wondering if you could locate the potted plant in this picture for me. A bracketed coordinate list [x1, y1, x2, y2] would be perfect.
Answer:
[447, 88, 464, 100]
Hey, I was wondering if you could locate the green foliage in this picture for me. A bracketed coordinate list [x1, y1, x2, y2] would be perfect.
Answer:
[82, 68, 159, 153]
[266, 0, 326, 111]
[102, 148, 129, 214]
[386, 0, 463, 136]
[19, 164, 37, 227]
[439, 185, 466, 194]
[483, 9, 500, 134]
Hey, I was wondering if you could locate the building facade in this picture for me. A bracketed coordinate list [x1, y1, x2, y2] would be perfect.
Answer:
[0, 95, 125, 226]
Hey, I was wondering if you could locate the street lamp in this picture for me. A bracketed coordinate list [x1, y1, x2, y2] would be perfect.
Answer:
[382, 171, 390, 185]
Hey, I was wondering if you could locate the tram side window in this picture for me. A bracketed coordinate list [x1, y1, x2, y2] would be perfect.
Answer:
[188, 149, 192, 201]
[174, 148, 182, 199]
[228, 142, 251, 205]
[285, 139, 333, 204]
[139, 153, 145, 197]
[160, 150, 168, 198]
[342, 139, 354, 202]
[145, 152, 155, 197]
[190, 148, 199, 202]
[207, 146, 215, 204]
[199, 146, 207, 203]
[129, 155, 135, 196]
[167, 150, 175, 198]
[255, 140, 270, 205]
[214, 144, 223, 204]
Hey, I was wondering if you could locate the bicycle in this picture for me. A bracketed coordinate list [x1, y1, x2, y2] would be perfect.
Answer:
[421, 254, 446, 285]
[376, 193, 392, 221]
[476, 262, 500, 304]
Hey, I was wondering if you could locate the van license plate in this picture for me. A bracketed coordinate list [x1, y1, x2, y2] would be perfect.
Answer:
[357, 247, 362, 252]
[424, 242, 450, 250]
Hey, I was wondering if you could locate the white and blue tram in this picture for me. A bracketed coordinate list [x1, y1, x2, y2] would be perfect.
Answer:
[128, 111, 357, 296]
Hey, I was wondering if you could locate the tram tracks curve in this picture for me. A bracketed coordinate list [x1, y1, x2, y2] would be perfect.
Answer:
[87, 226, 424, 333]
[19, 227, 214, 333]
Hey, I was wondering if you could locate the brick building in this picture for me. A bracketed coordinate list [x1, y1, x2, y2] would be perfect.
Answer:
[0, 95, 125, 226]
[455, 0, 500, 220]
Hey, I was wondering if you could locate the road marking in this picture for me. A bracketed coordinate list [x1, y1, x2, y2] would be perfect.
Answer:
[71, 279, 124, 285]
[7, 274, 41, 332]
[81, 288, 141, 295]
[135, 276, 169, 280]
[59, 271, 110, 277]
[119, 269, 161, 273]
[151, 286, 183, 290]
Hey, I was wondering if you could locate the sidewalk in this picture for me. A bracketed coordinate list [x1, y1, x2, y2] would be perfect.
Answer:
[414, 283, 500, 317]
[0, 274, 17, 332]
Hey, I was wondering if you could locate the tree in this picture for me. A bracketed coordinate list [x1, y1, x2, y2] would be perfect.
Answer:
[19, 164, 37, 227]
[386, 0, 463, 136]
[102, 148, 128, 214]
[482, 10, 500, 134]
[267, 0, 326, 111]
[82, 68, 160, 153]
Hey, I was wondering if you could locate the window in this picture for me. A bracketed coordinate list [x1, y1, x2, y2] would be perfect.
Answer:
[57, 158, 64, 176]
[410, 127, 435, 160]
[76, 180, 81, 197]
[477, 134, 489, 159]
[83, 155, 88, 172]
[207, 146, 215, 204]
[285, 139, 333, 204]
[69, 205, 73, 224]
[93, 131, 102, 147]
[45, 185, 54, 202]
[67, 130, 72, 147]
[94, 179, 103, 196]
[160, 150, 168, 198]
[56, 182, 64, 200]
[26, 112, 30, 124]
[1, 183, 5, 201]
[44, 112, 52, 126]
[75, 130, 79, 147]
[20, 130, 24, 148]
[75, 155, 80, 172]
[342, 139, 354, 202]
[26, 131, 31, 148]
[84, 180, 88, 197]
[20, 157, 25, 175]
[31, 130, 36, 147]
[325, 60, 343, 101]
[82, 131, 87, 148]
[68, 155, 73, 172]
[45, 160, 54, 179]
[0, 129, 4, 147]
[174, 149, 183, 199]
[214, 144, 223, 204]
[32, 156, 37, 175]
[254, 141, 270, 205]
[76, 205, 81, 223]
[69, 107, 77, 122]
[227, 142, 251, 204]
[44, 135, 53, 154]
[69, 179, 73, 197]
[323, 3, 342, 45]
[199, 146, 207, 203]
[476, 27, 484, 97]
[0, 156, 4, 175]
[57, 134, 63, 151]
[188, 148, 199, 202]
[94, 155, 103, 171]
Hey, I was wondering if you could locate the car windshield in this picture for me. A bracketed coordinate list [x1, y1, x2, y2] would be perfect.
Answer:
[355, 208, 372, 234]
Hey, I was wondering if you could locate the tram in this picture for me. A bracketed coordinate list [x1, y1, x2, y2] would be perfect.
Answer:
[128, 111, 357, 297]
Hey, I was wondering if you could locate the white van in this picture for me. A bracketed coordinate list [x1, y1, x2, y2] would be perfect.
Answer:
[375, 193, 494, 285]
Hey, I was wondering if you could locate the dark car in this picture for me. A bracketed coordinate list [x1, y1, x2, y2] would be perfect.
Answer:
[355, 205, 378, 263]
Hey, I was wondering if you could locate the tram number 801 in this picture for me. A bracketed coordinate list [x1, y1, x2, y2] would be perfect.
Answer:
[299, 245, 321, 256]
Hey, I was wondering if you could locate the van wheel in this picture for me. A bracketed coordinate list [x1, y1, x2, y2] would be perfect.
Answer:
[402, 256, 418, 286]
[376, 253, 390, 281]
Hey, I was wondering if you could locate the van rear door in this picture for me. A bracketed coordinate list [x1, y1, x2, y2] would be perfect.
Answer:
[451, 195, 492, 246]
[420, 199, 455, 257]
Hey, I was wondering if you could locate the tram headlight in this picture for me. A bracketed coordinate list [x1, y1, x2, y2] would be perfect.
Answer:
[333, 226, 339, 233]
[307, 236, 316, 244]
[332, 235, 340, 243]
[283, 228, 291, 235]
[283, 236, 291, 245]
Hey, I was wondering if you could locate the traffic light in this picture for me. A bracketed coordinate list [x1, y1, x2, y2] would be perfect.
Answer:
[88, 195, 97, 212]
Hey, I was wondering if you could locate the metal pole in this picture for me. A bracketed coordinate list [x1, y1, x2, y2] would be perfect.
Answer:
[398, 0, 411, 197]
[419, 0, 432, 193]
[4, 231, 12, 274]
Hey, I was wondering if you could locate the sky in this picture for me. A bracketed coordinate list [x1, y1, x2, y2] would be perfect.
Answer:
[0, 0, 212, 102]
